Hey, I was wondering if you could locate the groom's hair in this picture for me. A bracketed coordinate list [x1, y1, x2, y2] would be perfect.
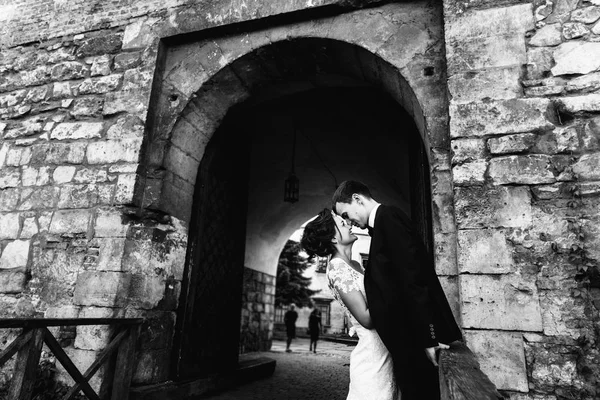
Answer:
[331, 180, 372, 211]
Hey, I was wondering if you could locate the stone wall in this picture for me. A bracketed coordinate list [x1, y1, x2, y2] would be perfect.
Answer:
[444, 0, 600, 398]
[240, 268, 276, 353]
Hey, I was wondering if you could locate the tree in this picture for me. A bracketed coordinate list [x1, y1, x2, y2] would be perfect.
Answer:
[275, 240, 319, 307]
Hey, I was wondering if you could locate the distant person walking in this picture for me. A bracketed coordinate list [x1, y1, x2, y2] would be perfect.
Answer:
[308, 307, 322, 353]
[284, 304, 298, 352]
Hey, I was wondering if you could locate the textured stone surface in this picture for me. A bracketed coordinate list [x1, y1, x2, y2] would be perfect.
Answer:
[488, 133, 536, 155]
[458, 229, 514, 274]
[552, 42, 600, 76]
[460, 274, 543, 331]
[489, 155, 556, 185]
[452, 160, 487, 185]
[51, 122, 103, 140]
[529, 24, 562, 47]
[73, 271, 131, 307]
[450, 98, 553, 138]
[0, 213, 20, 240]
[0, 240, 30, 269]
[455, 186, 532, 229]
[464, 330, 529, 392]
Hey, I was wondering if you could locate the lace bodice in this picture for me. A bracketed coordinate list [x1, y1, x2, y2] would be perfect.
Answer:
[327, 257, 366, 336]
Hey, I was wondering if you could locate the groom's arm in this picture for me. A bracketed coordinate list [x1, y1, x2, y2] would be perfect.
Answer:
[379, 207, 438, 349]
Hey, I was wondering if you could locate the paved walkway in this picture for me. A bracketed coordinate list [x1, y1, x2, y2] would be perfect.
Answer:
[198, 338, 356, 399]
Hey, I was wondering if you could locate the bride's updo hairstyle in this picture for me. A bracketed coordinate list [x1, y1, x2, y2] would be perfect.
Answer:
[300, 208, 337, 258]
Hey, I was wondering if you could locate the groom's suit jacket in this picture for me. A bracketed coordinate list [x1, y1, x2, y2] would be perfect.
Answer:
[364, 205, 462, 361]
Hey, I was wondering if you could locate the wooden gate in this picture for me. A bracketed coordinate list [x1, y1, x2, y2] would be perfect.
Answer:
[172, 117, 250, 380]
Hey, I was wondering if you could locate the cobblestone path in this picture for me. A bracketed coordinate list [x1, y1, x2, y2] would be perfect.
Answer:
[197, 338, 355, 400]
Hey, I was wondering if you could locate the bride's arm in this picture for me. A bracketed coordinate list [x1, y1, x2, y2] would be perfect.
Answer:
[339, 290, 373, 329]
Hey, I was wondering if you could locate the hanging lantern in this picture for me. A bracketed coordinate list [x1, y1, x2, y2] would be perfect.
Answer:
[284, 172, 299, 203]
[284, 128, 299, 203]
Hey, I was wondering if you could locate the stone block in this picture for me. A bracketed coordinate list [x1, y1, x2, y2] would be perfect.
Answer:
[86, 138, 142, 164]
[526, 47, 554, 80]
[58, 184, 102, 208]
[489, 155, 556, 185]
[114, 51, 143, 71]
[460, 274, 543, 331]
[51, 122, 103, 142]
[122, 18, 159, 50]
[97, 238, 126, 271]
[21, 166, 50, 187]
[566, 72, 600, 93]
[50, 61, 88, 81]
[115, 174, 136, 204]
[439, 275, 460, 325]
[455, 186, 532, 229]
[76, 74, 121, 96]
[452, 160, 487, 186]
[529, 23, 562, 47]
[94, 208, 129, 237]
[0, 213, 20, 240]
[447, 33, 527, 74]
[528, 343, 578, 388]
[74, 307, 116, 351]
[458, 229, 514, 274]
[73, 168, 109, 184]
[20, 212, 51, 239]
[103, 89, 149, 119]
[445, 4, 534, 40]
[17, 187, 59, 211]
[49, 209, 91, 234]
[0, 188, 19, 212]
[539, 293, 585, 339]
[170, 118, 211, 160]
[562, 22, 588, 40]
[488, 133, 536, 155]
[76, 34, 123, 58]
[573, 153, 600, 180]
[52, 166, 76, 183]
[0, 239, 30, 269]
[431, 193, 456, 234]
[451, 138, 486, 164]
[582, 117, 600, 151]
[552, 42, 600, 76]
[447, 66, 522, 104]
[557, 94, 600, 113]
[164, 145, 200, 185]
[6, 146, 32, 166]
[450, 98, 552, 138]
[464, 330, 528, 392]
[554, 126, 579, 153]
[106, 115, 144, 139]
[34, 142, 87, 165]
[0, 168, 20, 188]
[90, 55, 113, 76]
[70, 97, 104, 118]
[73, 271, 131, 307]
[0, 269, 27, 293]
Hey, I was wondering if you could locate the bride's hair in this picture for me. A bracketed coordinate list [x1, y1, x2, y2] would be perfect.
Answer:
[301, 208, 337, 258]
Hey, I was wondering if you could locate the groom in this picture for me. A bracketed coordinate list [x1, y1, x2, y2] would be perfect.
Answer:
[332, 180, 462, 400]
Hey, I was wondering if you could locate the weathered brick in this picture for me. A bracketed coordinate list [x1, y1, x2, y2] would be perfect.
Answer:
[464, 330, 528, 392]
[455, 186, 532, 229]
[73, 168, 109, 184]
[0, 213, 20, 240]
[18, 187, 59, 210]
[0, 239, 30, 269]
[488, 133, 536, 155]
[76, 74, 122, 95]
[573, 153, 600, 180]
[450, 98, 553, 138]
[86, 138, 142, 164]
[50, 61, 88, 81]
[566, 72, 600, 93]
[76, 34, 123, 58]
[0, 168, 21, 188]
[489, 155, 556, 185]
[70, 97, 104, 118]
[49, 209, 91, 234]
[452, 160, 487, 186]
[51, 122, 103, 140]
[6, 146, 32, 166]
[460, 274, 543, 331]
[73, 271, 131, 307]
[458, 229, 514, 274]
[21, 166, 51, 186]
[33, 142, 87, 164]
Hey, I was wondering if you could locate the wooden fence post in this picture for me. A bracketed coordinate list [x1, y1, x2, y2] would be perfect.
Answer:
[111, 325, 140, 400]
[8, 328, 44, 400]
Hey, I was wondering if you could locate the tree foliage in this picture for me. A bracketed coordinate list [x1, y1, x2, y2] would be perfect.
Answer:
[275, 240, 319, 307]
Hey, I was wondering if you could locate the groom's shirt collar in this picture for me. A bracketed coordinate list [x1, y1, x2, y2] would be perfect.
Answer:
[368, 203, 381, 229]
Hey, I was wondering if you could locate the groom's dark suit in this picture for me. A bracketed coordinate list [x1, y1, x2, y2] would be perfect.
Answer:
[365, 205, 462, 400]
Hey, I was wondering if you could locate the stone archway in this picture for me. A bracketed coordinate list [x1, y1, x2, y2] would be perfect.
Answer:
[137, 1, 458, 381]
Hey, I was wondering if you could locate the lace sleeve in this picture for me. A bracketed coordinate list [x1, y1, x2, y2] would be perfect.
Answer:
[328, 259, 361, 295]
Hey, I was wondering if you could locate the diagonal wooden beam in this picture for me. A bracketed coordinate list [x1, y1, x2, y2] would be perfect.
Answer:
[0, 329, 32, 367]
[63, 328, 129, 400]
[41, 327, 101, 400]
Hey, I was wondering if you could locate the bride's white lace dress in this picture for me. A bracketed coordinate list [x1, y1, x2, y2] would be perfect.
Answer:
[327, 257, 400, 400]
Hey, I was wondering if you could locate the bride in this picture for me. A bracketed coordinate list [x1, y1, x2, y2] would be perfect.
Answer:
[301, 208, 400, 400]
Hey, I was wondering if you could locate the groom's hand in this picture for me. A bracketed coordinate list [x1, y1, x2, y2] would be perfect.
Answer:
[424, 343, 450, 367]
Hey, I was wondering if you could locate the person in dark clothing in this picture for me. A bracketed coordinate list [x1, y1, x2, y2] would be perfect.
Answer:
[332, 180, 463, 400]
[308, 307, 322, 353]
[284, 304, 298, 352]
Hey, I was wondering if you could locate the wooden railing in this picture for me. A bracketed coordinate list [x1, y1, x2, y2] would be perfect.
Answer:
[0, 318, 143, 400]
[439, 341, 504, 400]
